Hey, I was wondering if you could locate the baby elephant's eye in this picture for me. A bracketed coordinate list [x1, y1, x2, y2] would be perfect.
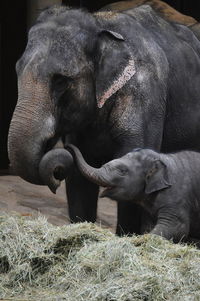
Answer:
[118, 166, 128, 175]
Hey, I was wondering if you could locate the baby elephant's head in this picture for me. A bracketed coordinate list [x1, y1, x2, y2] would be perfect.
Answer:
[99, 149, 171, 201]
[67, 145, 171, 202]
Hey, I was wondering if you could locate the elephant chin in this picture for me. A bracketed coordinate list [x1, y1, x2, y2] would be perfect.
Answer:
[39, 148, 74, 193]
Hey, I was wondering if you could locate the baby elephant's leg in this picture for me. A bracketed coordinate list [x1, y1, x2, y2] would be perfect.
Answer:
[150, 209, 190, 243]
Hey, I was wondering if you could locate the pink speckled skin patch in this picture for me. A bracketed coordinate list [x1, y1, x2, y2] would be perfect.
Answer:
[97, 59, 136, 108]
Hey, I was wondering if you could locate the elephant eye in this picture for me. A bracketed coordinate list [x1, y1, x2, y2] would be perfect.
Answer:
[118, 166, 128, 175]
[51, 74, 72, 99]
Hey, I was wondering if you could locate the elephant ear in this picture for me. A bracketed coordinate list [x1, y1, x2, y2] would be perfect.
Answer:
[145, 160, 172, 194]
[95, 30, 136, 108]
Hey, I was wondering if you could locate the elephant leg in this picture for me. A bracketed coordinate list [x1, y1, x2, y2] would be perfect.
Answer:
[66, 168, 99, 223]
[116, 202, 143, 236]
[140, 210, 155, 234]
[151, 209, 190, 243]
[150, 223, 187, 242]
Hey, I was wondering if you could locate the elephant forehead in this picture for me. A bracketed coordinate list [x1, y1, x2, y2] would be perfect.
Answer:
[131, 149, 158, 164]
[29, 21, 85, 56]
[49, 47, 88, 78]
[24, 30, 89, 79]
[111, 156, 142, 171]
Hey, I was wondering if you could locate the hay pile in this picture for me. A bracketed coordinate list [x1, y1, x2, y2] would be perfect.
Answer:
[0, 214, 199, 300]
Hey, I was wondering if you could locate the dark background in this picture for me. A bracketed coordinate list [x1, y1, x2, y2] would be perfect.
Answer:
[1, 0, 200, 170]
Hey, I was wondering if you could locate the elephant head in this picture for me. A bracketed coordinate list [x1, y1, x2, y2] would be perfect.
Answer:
[8, 6, 136, 187]
[67, 144, 171, 202]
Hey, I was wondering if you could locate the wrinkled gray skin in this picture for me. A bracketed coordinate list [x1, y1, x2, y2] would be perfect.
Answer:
[8, 4, 200, 235]
[39, 148, 73, 193]
[68, 144, 200, 242]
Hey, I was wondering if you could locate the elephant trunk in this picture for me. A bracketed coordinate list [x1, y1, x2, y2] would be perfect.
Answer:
[67, 144, 112, 187]
[39, 148, 73, 193]
[8, 71, 56, 185]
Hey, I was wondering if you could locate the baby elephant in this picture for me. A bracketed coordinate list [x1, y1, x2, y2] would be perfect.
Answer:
[67, 144, 200, 243]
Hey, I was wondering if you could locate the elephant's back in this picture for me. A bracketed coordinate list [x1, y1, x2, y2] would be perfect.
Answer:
[99, 0, 197, 27]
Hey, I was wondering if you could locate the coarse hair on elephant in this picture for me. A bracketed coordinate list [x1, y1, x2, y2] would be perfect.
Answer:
[67, 144, 200, 243]
[8, 3, 200, 235]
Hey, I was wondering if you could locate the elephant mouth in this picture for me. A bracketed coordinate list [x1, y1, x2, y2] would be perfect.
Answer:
[100, 186, 115, 198]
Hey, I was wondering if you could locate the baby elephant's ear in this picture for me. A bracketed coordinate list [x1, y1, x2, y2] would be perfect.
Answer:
[145, 160, 171, 194]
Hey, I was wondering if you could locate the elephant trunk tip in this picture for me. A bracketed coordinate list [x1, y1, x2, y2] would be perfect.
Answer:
[47, 178, 60, 194]
[39, 148, 74, 194]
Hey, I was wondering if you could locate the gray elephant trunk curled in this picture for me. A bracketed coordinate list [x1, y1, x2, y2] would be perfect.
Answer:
[39, 148, 73, 193]
[67, 144, 112, 187]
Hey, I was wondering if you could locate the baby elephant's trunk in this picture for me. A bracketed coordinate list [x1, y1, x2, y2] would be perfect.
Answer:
[66, 144, 112, 187]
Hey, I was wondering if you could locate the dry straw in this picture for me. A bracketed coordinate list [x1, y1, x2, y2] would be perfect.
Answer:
[0, 213, 199, 300]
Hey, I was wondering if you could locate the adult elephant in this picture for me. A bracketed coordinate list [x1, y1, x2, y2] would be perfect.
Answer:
[8, 4, 200, 235]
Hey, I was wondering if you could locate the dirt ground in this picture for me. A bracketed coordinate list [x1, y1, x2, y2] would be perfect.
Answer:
[0, 174, 117, 232]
